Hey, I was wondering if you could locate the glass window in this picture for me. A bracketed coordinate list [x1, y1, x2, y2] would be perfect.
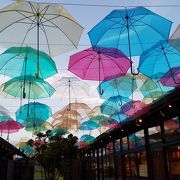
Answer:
[164, 117, 180, 141]
[138, 151, 148, 177]
[166, 146, 180, 180]
[148, 125, 162, 144]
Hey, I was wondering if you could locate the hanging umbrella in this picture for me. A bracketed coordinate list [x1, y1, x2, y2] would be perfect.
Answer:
[160, 67, 180, 88]
[2, 76, 55, 99]
[52, 77, 89, 108]
[87, 106, 102, 118]
[139, 40, 180, 84]
[120, 100, 150, 117]
[0, 105, 12, 122]
[97, 74, 137, 100]
[68, 47, 130, 93]
[110, 112, 128, 123]
[0, 120, 23, 141]
[16, 102, 52, 126]
[25, 122, 48, 133]
[64, 102, 91, 117]
[80, 120, 100, 130]
[80, 134, 96, 143]
[140, 78, 174, 99]
[89, 115, 109, 123]
[169, 24, 180, 51]
[53, 109, 82, 122]
[0, 1, 83, 76]
[100, 118, 120, 128]
[0, 47, 57, 79]
[20, 146, 36, 157]
[50, 128, 68, 136]
[88, 7, 172, 74]
[100, 96, 131, 116]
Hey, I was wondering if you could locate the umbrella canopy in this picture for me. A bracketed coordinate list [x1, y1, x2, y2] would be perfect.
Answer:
[139, 40, 180, 83]
[110, 112, 128, 123]
[100, 118, 120, 128]
[16, 102, 52, 126]
[100, 96, 131, 116]
[52, 77, 89, 107]
[0, 47, 57, 79]
[0, 105, 12, 122]
[160, 67, 180, 88]
[89, 115, 109, 123]
[0, 120, 23, 133]
[25, 123, 48, 133]
[80, 134, 96, 143]
[88, 7, 172, 74]
[120, 100, 150, 117]
[97, 74, 137, 100]
[20, 146, 36, 157]
[2, 76, 55, 99]
[140, 78, 174, 99]
[87, 106, 102, 117]
[0, 1, 83, 57]
[50, 128, 68, 136]
[169, 24, 180, 51]
[80, 120, 100, 130]
[68, 47, 130, 84]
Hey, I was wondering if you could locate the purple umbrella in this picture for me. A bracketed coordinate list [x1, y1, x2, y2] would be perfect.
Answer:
[160, 67, 180, 88]
[68, 47, 130, 94]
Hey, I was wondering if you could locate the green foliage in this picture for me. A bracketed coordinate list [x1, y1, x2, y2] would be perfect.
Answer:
[29, 131, 78, 180]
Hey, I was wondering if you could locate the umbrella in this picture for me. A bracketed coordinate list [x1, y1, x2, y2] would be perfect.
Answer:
[0, 105, 12, 122]
[97, 74, 137, 100]
[160, 67, 180, 88]
[0, 47, 57, 79]
[20, 146, 36, 157]
[80, 120, 100, 130]
[100, 96, 131, 116]
[52, 77, 89, 107]
[139, 40, 180, 84]
[110, 112, 128, 123]
[100, 118, 120, 128]
[2, 75, 55, 99]
[169, 24, 180, 51]
[87, 106, 102, 117]
[25, 122, 48, 133]
[140, 78, 174, 99]
[80, 134, 96, 143]
[50, 128, 68, 136]
[0, 1, 83, 76]
[68, 47, 130, 94]
[120, 100, 150, 117]
[16, 102, 52, 126]
[88, 7, 172, 74]
[0, 120, 23, 141]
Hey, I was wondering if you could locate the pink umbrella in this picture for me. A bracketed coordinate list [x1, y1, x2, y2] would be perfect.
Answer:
[160, 67, 180, 88]
[121, 100, 150, 117]
[68, 47, 130, 94]
[0, 120, 23, 141]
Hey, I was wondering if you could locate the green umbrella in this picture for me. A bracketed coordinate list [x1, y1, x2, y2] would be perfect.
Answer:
[2, 76, 55, 99]
[0, 47, 57, 79]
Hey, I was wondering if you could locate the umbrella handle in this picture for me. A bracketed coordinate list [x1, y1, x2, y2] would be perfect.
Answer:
[130, 65, 140, 75]
[99, 85, 104, 95]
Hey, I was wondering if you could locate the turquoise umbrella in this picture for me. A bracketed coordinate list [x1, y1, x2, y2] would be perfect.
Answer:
[80, 120, 100, 130]
[80, 134, 96, 143]
[0, 47, 57, 79]
[50, 128, 68, 136]
[16, 102, 52, 126]
[2, 76, 55, 99]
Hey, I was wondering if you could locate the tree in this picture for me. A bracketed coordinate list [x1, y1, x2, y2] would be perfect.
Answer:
[28, 131, 78, 180]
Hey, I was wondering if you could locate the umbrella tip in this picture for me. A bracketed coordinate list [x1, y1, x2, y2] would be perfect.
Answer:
[35, 73, 39, 79]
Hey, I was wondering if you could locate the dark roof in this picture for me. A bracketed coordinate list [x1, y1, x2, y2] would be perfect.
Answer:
[0, 137, 27, 158]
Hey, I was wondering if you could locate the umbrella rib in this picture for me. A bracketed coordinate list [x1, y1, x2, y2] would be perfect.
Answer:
[41, 16, 80, 48]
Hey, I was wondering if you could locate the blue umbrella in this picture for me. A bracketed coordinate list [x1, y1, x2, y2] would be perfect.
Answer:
[88, 7, 172, 74]
[110, 112, 128, 123]
[100, 96, 131, 116]
[139, 40, 180, 85]
[97, 75, 137, 100]
[80, 134, 96, 143]
[80, 120, 100, 130]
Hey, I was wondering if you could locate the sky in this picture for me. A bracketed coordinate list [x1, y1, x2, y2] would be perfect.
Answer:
[0, 0, 179, 145]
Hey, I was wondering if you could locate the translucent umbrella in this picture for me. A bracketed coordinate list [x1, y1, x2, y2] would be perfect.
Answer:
[0, 105, 12, 122]
[120, 100, 150, 118]
[80, 120, 100, 130]
[169, 24, 180, 51]
[110, 112, 128, 123]
[0, 120, 23, 141]
[100, 96, 131, 116]
[139, 40, 180, 85]
[87, 106, 102, 118]
[160, 67, 180, 88]
[16, 102, 52, 126]
[88, 7, 172, 74]
[0, 47, 57, 79]
[68, 47, 130, 94]
[80, 134, 96, 143]
[2, 76, 55, 99]
[0, 1, 83, 76]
